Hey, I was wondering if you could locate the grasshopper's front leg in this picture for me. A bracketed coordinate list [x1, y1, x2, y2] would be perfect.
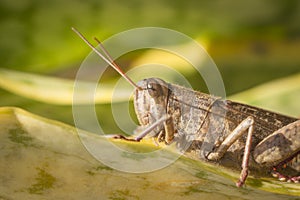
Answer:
[207, 116, 255, 187]
[112, 115, 174, 144]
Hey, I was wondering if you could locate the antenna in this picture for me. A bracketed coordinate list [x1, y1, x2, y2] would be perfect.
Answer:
[94, 37, 117, 67]
[71, 27, 141, 90]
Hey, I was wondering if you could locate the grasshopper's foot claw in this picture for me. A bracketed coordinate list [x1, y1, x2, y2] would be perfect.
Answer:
[111, 134, 140, 142]
[291, 176, 300, 183]
[236, 180, 244, 187]
[236, 169, 248, 187]
[112, 135, 126, 140]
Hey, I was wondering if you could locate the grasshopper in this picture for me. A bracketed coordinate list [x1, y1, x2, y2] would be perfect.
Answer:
[72, 28, 300, 187]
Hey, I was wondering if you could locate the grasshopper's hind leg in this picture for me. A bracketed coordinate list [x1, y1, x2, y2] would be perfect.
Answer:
[207, 116, 255, 187]
[253, 120, 300, 182]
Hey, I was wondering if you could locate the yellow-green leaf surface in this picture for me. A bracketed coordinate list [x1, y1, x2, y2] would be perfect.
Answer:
[0, 107, 299, 199]
[0, 69, 132, 105]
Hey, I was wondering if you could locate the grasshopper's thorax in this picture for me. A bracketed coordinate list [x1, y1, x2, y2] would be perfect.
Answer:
[134, 78, 170, 135]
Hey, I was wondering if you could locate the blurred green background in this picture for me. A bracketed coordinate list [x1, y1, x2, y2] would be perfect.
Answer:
[1, 2, 300, 198]
[0, 0, 300, 130]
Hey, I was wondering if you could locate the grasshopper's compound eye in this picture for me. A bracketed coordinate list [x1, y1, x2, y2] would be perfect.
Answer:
[147, 82, 160, 97]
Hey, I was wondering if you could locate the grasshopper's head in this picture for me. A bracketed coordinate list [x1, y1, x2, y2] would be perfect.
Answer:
[134, 78, 170, 128]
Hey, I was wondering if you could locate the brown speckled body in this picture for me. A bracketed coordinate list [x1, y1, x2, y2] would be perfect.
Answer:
[134, 78, 300, 177]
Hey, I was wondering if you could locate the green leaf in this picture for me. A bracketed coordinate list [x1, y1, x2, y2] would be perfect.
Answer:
[0, 107, 299, 199]
[0, 68, 132, 105]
